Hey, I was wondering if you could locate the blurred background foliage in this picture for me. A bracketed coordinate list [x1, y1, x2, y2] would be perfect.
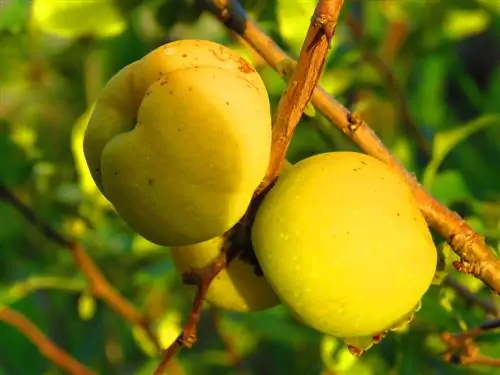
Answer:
[0, 0, 499, 374]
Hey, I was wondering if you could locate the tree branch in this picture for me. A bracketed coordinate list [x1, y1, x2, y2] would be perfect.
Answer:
[441, 318, 500, 367]
[200, 0, 500, 295]
[344, 14, 431, 160]
[258, 0, 344, 191]
[0, 185, 160, 352]
[443, 277, 498, 317]
[153, 243, 234, 375]
[0, 307, 96, 375]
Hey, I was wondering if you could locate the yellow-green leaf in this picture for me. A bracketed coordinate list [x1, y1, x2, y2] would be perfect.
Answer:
[31, 0, 126, 39]
[443, 9, 490, 40]
[423, 114, 500, 189]
[78, 291, 96, 321]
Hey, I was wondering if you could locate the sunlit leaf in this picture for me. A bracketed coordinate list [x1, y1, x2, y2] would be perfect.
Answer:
[132, 325, 159, 358]
[443, 9, 490, 40]
[276, 0, 316, 55]
[433, 243, 459, 285]
[78, 290, 96, 321]
[157, 310, 182, 350]
[423, 114, 500, 189]
[31, 0, 126, 39]
[71, 107, 113, 209]
[320, 335, 358, 373]
[430, 170, 470, 206]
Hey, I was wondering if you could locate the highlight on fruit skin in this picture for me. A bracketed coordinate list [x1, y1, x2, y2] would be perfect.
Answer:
[83, 39, 272, 246]
[169, 236, 280, 313]
[251, 151, 437, 340]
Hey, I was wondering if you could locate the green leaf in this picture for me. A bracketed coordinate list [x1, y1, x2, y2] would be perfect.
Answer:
[31, 0, 127, 39]
[78, 290, 96, 321]
[276, 0, 316, 55]
[0, 0, 30, 33]
[443, 9, 491, 40]
[433, 243, 460, 285]
[423, 114, 500, 189]
[430, 170, 470, 206]
[0, 129, 33, 186]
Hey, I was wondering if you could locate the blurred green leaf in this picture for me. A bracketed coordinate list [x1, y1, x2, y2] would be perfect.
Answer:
[78, 290, 96, 321]
[0, 0, 30, 33]
[443, 9, 491, 40]
[423, 114, 500, 189]
[31, 0, 127, 39]
[430, 170, 470, 206]
[0, 129, 34, 186]
[276, 0, 315, 55]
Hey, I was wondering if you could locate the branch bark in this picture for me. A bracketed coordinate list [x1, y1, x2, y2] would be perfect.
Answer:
[0, 185, 160, 352]
[0, 307, 96, 375]
[200, 0, 500, 295]
[344, 14, 431, 160]
[259, 0, 344, 191]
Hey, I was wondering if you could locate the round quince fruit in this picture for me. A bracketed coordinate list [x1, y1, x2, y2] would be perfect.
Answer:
[83, 39, 271, 246]
[251, 152, 437, 338]
[170, 237, 280, 312]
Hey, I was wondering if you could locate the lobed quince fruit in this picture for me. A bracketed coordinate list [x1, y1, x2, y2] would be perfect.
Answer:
[83, 39, 272, 246]
[251, 152, 437, 338]
[169, 237, 280, 312]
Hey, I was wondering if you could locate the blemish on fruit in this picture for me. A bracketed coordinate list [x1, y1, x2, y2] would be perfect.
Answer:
[148, 178, 154, 186]
[347, 345, 363, 357]
[225, 101, 230, 106]
[238, 57, 253, 74]
[182, 53, 187, 58]
[113, 171, 118, 176]
[372, 333, 383, 343]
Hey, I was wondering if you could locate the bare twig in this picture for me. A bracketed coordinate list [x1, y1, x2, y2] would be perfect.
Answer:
[258, 0, 344, 191]
[0, 307, 96, 375]
[443, 277, 498, 317]
[441, 318, 500, 367]
[345, 14, 431, 159]
[201, 0, 500, 294]
[0, 185, 160, 352]
[153, 244, 234, 375]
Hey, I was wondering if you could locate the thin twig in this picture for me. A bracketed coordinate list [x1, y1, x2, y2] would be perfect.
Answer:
[345, 14, 431, 160]
[153, 246, 233, 375]
[201, 0, 500, 295]
[0, 307, 97, 375]
[0, 185, 160, 352]
[258, 0, 344, 191]
[443, 277, 498, 316]
[441, 318, 500, 367]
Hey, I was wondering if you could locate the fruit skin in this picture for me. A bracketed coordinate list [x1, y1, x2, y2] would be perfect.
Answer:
[169, 237, 280, 312]
[83, 39, 272, 246]
[251, 152, 437, 338]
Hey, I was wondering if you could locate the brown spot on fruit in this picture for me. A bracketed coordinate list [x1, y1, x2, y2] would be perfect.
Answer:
[347, 345, 364, 357]
[238, 57, 253, 74]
